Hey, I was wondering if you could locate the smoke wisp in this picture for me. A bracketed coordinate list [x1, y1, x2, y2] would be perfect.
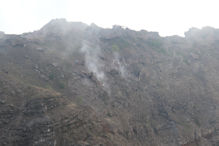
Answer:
[80, 41, 111, 94]
[113, 52, 128, 78]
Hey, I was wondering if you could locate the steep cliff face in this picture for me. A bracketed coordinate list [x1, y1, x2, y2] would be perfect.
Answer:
[0, 19, 219, 146]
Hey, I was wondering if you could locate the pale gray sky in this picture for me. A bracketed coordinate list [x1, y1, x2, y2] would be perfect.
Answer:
[0, 0, 218, 36]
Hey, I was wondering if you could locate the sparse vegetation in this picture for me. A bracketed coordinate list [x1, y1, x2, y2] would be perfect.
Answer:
[49, 73, 55, 80]
[57, 82, 65, 89]
[146, 39, 163, 48]
[112, 44, 120, 52]
[146, 39, 166, 54]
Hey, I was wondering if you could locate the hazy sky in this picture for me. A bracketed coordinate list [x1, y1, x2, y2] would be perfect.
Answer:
[0, 0, 218, 36]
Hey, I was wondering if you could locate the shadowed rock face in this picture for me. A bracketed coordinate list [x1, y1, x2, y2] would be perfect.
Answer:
[0, 19, 219, 146]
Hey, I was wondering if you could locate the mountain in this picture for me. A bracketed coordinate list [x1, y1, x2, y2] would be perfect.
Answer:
[0, 19, 219, 146]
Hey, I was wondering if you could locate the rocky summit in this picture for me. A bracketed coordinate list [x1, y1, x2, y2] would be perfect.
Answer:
[0, 19, 219, 146]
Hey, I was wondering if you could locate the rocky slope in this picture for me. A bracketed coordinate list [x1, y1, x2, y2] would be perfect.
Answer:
[0, 19, 219, 146]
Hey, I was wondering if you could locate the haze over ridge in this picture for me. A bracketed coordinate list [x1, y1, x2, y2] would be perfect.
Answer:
[1, 0, 219, 36]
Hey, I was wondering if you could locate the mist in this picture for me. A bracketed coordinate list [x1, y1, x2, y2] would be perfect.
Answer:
[80, 41, 109, 90]
[1, 0, 219, 36]
[112, 52, 128, 78]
